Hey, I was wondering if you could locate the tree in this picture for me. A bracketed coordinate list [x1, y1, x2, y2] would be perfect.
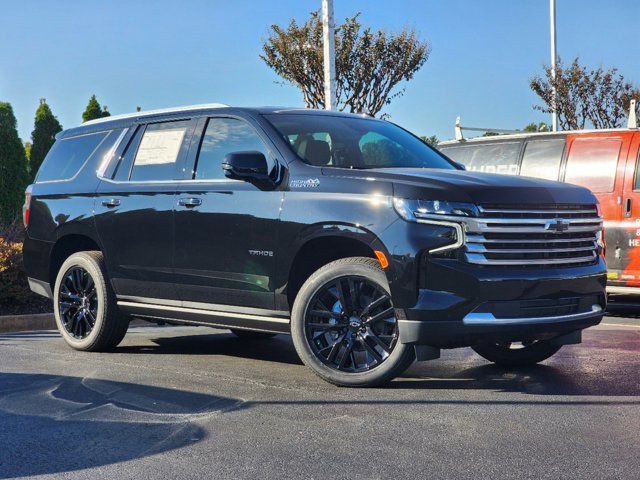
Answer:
[420, 135, 439, 147]
[29, 99, 62, 180]
[530, 57, 640, 130]
[0, 102, 29, 224]
[261, 10, 430, 116]
[82, 94, 111, 123]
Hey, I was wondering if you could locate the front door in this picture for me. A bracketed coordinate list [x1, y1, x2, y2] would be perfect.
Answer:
[173, 115, 283, 310]
[95, 119, 195, 301]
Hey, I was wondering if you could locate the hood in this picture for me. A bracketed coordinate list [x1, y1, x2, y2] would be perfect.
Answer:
[322, 167, 597, 205]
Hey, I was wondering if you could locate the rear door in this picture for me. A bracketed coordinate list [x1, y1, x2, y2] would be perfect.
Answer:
[562, 132, 632, 281]
[95, 119, 195, 301]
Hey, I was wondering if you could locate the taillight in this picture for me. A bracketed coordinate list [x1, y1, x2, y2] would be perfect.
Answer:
[23, 185, 33, 228]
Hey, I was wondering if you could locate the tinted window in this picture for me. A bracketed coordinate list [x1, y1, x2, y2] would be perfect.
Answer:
[266, 114, 454, 170]
[519, 138, 565, 181]
[565, 138, 622, 193]
[113, 126, 144, 181]
[36, 132, 107, 182]
[195, 117, 269, 180]
[439, 142, 521, 175]
[130, 121, 189, 182]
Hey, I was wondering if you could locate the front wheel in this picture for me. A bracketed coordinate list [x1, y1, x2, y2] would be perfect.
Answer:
[290, 257, 414, 387]
[472, 340, 562, 366]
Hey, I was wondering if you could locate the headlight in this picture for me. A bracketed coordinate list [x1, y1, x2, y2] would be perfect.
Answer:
[392, 198, 477, 222]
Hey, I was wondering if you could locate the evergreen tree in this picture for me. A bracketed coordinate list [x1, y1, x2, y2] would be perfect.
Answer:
[0, 102, 29, 224]
[82, 94, 110, 123]
[29, 99, 62, 180]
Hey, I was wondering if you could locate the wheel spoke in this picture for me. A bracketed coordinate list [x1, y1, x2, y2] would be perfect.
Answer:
[347, 278, 358, 311]
[366, 329, 391, 354]
[361, 294, 389, 317]
[85, 310, 97, 327]
[307, 322, 345, 330]
[337, 339, 353, 369]
[365, 307, 395, 324]
[334, 280, 348, 314]
[326, 335, 345, 363]
[359, 335, 383, 364]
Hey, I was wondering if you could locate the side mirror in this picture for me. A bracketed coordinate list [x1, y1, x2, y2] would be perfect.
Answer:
[222, 151, 273, 187]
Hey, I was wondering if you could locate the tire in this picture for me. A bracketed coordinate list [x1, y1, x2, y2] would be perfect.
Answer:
[290, 257, 414, 387]
[472, 340, 562, 367]
[53, 251, 129, 351]
[230, 329, 277, 340]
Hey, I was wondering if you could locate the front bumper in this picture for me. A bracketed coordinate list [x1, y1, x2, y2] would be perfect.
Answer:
[397, 257, 607, 348]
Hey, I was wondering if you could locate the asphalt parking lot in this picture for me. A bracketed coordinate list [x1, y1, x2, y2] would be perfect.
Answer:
[1, 315, 638, 480]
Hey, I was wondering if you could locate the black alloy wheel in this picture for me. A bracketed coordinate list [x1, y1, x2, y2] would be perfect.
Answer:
[58, 266, 98, 339]
[305, 275, 398, 372]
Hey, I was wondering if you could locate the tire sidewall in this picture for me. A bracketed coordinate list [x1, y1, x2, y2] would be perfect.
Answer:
[291, 258, 413, 387]
[53, 252, 108, 350]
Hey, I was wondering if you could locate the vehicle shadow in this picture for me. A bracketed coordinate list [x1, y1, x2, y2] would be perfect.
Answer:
[0, 372, 241, 479]
[117, 327, 640, 398]
[116, 331, 304, 365]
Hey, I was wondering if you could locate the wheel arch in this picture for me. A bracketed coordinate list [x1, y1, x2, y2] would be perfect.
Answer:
[283, 223, 392, 310]
[49, 233, 102, 288]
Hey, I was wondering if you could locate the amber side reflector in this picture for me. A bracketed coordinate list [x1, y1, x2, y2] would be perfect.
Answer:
[374, 250, 389, 269]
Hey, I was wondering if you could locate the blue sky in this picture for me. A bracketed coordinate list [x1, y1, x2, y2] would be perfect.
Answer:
[1, 0, 638, 142]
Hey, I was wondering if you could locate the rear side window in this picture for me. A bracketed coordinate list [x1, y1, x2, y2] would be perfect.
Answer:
[519, 138, 565, 181]
[130, 121, 190, 182]
[36, 132, 107, 182]
[564, 138, 622, 193]
[440, 142, 521, 175]
[194, 117, 269, 180]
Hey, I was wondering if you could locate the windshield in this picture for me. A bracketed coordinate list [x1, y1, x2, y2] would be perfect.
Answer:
[265, 114, 456, 170]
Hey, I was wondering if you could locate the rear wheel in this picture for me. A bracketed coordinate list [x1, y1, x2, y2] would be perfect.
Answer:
[291, 257, 414, 387]
[472, 340, 562, 366]
[230, 329, 277, 340]
[54, 251, 129, 351]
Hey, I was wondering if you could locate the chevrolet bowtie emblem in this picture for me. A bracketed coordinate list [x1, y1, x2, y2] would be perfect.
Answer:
[545, 219, 570, 233]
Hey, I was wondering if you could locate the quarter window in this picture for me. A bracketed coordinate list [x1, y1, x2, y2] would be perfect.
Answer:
[564, 138, 622, 193]
[440, 142, 521, 175]
[130, 121, 190, 182]
[36, 132, 107, 182]
[194, 118, 269, 180]
[519, 138, 565, 181]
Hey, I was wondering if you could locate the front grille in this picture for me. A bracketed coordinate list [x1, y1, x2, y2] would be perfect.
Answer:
[463, 204, 602, 267]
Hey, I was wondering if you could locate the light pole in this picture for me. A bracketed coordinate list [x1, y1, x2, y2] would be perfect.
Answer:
[550, 0, 558, 132]
[322, 0, 337, 110]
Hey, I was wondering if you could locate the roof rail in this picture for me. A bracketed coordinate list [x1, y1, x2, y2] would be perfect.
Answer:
[454, 116, 520, 141]
[82, 103, 230, 126]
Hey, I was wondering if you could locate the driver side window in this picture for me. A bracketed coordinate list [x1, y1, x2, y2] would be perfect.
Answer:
[194, 117, 270, 180]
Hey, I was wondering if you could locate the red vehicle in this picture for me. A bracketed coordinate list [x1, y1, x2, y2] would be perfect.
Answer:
[439, 127, 640, 295]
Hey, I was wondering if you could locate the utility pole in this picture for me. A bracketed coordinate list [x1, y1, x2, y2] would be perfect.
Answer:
[550, 0, 558, 132]
[322, 0, 337, 110]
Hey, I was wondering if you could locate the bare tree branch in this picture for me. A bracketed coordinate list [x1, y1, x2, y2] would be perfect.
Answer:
[530, 57, 639, 130]
[260, 10, 430, 117]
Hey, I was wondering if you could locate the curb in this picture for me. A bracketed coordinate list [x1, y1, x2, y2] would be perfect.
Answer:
[0, 313, 56, 333]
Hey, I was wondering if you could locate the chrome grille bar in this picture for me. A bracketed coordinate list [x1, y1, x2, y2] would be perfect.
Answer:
[463, 204, 601, 267]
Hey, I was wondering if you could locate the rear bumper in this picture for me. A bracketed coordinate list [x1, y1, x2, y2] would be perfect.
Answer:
[397, 257, 607, 348]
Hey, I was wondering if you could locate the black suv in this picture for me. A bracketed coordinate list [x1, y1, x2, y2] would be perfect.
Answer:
[22, 105, 606, 386]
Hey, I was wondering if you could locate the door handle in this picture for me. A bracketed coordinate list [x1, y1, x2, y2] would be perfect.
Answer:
[178, 197, 202, 208]
[101, 199, 121, 208]
[625, 198, 632, 218]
